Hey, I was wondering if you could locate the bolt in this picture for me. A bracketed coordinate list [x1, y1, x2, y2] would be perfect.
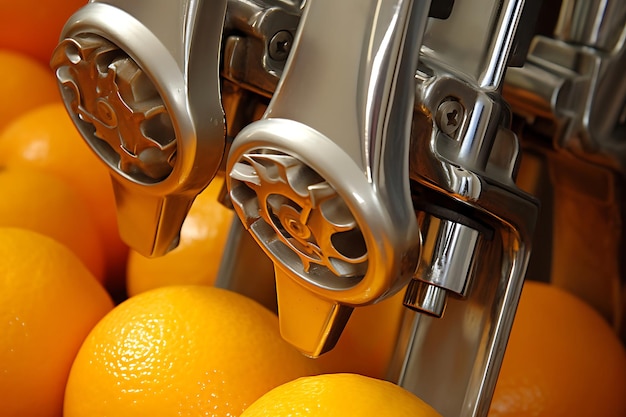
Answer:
[436, 99, 464, 136]
[268, 30, 293, 62]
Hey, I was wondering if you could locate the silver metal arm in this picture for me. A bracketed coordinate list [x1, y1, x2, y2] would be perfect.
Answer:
[50, 0, 228, 256]
[49, 1, 626, 416]
[226, 0, 431, 357]
[385, 1, 539, 416]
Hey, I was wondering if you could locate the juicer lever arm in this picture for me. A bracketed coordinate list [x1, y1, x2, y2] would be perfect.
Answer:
[51, 0, 228, 256]
[227, 0, 431, 356]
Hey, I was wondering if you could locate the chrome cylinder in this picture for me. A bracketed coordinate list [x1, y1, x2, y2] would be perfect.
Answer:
[48, 1, 625, 416]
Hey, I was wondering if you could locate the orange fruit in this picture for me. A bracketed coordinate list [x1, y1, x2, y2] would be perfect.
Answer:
[126, 176, 233, 296]
[0, 166, 105, 280]
[63, 285, 321, 417]
[0, 102, 129, 290]
[0, 49, 60, 131]
[240, 373, 443, 417]
[490, 280, 626, 416]
[0, 0, 88, 64]
[0, 227, 114, 417]
[315, 289, 407, 379]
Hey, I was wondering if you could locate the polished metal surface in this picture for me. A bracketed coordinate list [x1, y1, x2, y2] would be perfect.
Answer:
[47, 0, 626, 416]
[406, 214, 481, 315]
[230, 151, 369, 279]
[227, 0, 431, 357]
[505, 18, 626, 166]
[503, 0, 626, 338]
[53, 34, 176, 182]
[384, 1, 539, 415]
[555, 0, 626, 51]
[403, 279, 447, 317]
[421, 0, 527, 89]
[222, 0, 302, 97]
[50, 0, 228, 257]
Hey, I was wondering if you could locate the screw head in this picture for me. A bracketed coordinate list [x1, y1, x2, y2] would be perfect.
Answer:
[437, 99, 464, 136]
[268, 30, 294, 62]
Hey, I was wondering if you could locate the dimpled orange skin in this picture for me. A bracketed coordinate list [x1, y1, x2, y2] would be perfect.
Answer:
[0, 166, 106, 281]
[0, 102, 129, 291]
[0, 227, 114, 417]
[490, 281, 626, 417]
[63, 285, 321, 417]
[0, 49, 61, 132]
[240, 373, 444, 417]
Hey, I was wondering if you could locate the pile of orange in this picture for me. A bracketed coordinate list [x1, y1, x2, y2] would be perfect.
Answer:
[64, 285, 321, 417]
[0, 228, 114, 417]
[1, 2, 626, 417]
[0, 0, 88, 65]
[490, 281, 626, 416]
[241, 373, 443, 417]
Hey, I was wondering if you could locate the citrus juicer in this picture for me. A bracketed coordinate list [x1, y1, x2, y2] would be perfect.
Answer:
[225, 0, 429, 357]
[222, 2, 540, 415]
[381, 1, 542, 414]
[50, 0, 228, 257]
[49, 0, 626, 416]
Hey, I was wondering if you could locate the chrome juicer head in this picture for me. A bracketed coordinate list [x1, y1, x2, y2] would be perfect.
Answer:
[47, 1, 553, 417]
[226, 0, 430, 357]
[50, 0, 228, 257]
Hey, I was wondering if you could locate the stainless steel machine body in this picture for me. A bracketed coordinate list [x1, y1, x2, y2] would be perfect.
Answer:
[50, 0, 625, 416]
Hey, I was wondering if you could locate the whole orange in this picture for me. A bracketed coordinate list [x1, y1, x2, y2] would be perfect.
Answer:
[126, 176, 233, 296]
[315, 289, 407, 379]
[0, 49, 60, 131]
[0, 102, 129, 290]
[0, 227, 113, 417]
[63, 285, 321, 417]
[490, 280, 626, 416]
[0, 166, 105, 281]
[0, 0, 87, 64]
[240, 373, 443, 417]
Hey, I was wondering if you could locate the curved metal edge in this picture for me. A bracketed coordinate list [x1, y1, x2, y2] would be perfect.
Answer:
[227, 118, 420, 306]
[56, 1, 226, 194]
